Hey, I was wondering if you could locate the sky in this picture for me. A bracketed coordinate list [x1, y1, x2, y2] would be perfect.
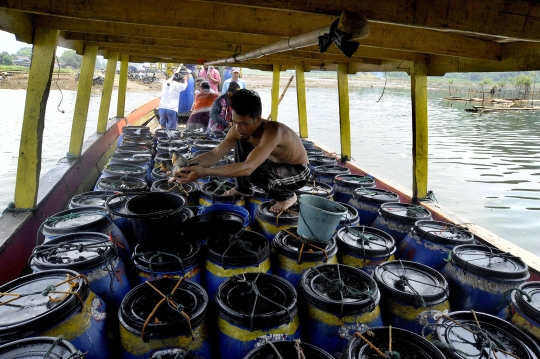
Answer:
[1, 30, 67, 55]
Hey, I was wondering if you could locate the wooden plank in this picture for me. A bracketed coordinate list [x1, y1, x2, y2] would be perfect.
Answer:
[295, 65, 308, 138]
[14, 28, 58, 209]
[411, 62, 429, 200]
[117, 54, 129, 117]
[68, 45, 98, 157]
[97, 51, 118, 133]
[270, 65, 280, 121]
[337, 63, 351, 160]
[0, 8, 33, 43]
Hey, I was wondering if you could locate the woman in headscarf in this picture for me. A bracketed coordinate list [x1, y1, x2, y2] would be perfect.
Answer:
[185, 81, 219, 131]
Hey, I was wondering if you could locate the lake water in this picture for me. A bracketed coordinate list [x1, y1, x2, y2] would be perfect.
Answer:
[1, 85, 540, 255]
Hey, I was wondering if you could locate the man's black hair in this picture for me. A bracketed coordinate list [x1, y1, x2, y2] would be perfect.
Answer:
[230, 89, 262, 119]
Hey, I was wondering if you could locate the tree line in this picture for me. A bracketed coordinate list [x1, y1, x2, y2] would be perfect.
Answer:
[1, 47, 106, 69]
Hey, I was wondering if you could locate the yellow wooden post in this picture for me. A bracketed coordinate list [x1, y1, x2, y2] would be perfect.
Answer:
[14, 28, 58, 209]
[337, 63, 351, 160]
[97, 51, 118, 134]
[68, 45, 98, 157]
[166, 63, 174, 77]
[411, 62, 429, 200]
[295, 65, 308, 138]
[270, 64, 280, 121]
[117, 54, 129, 117]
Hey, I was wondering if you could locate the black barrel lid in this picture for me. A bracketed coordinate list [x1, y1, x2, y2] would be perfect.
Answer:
[133, 241, 202, 272]
[273, 227, 337, 262]
[193, 140, 221, 151]
[96, 175, 148, 192]
[181, 130, 196, 138]
[151, 167, 168, 180]
[450, 244, 529, 280]
[182, 212, 245, 240]
[30, 232, 117, 272]
[0, 336, 84, 359]
[156, 143, 189, 154]
[120, 138, 153, 147]
[200, 181, 238, 198]
[215, 272, 298, 330]
[103, 163, 146, 176]
[374, 260, 448, 305]
[336, 225, 396, 257]
[122, 126, 150, 135]
[155, 152, 172, 161]
[109, 152, 151, 165]
[151, 180, 199, 195]
[353, 187, 400, 205]
[120, 278, 207, 337]
[123, 132, 153, 141]
[514, 281, 540, 323]
[299, 264, 380, 316]
[334, 174, 376, 189]
[302, 139, 314, 147]
[115, 145, 153, 154]
[295, 181, 334, 198]
[338, 203, 359, 226]
[413, 220, 475, 245]
[207, 230, 270, 267]
[42, 206, 110, 235]
[0, 270, 89, 343]
[244, 340, 333, 359]
[154, 128, 181, 139]
[150, 349, 205, 359]
[156, 138, 187, 146]
[69, 191, 127, 210]
[379, 203, 432, 224]
[313, 165, 351, 177]
[306, 148, 324, 157]
[256, 201, 299, 224]
[309, 156, 338, 167]
[433, 311, 540, 359]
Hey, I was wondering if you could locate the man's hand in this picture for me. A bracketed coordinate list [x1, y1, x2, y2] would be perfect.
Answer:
[175, 165, 207, 183]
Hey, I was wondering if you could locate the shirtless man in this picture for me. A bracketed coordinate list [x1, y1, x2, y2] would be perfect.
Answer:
[176, 89, 310, 212]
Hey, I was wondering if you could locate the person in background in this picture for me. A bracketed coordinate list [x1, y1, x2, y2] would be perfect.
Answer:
[199, 64, 221, 93]
[194, 77, 204, 94]
[178, 65, 195, 120]
[157, 67, 187, 129]
[186, 81, 219, 131]
[207, 81, 241, 134]
[222, 67, 246, 93]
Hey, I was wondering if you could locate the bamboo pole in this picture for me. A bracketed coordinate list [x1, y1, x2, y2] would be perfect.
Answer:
[295, 65, 308, 138]
[117, 54, 129, 117]
[411, 62, 429, 200]
[268, 75, 294, 121]
[337, 64, 351, 160]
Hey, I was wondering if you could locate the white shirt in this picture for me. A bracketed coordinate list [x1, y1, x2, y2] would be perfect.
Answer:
[159, 80, 187, 111]
[222, 78, 246, 93]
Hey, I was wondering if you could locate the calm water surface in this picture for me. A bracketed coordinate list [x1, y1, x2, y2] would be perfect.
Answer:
[1, 86, 539, 254]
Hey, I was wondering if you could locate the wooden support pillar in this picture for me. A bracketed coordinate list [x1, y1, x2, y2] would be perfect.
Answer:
[68, 45, 98, 157]
[14, 28, 58, 209]
[337, 63, 351, 160]
[117, 54, 129, 117]
[411, 62, 429, 200]
[270, 64, 280, 121]
[97, 51, 118, 134]
[295, 65, 308, 138]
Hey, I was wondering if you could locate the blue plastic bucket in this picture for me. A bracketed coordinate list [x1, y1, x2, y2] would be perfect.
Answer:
[297, 194, 347, 241]
[497, 281, 540, 342]
[348, 187, 400, 226]
[132, 242, 203, 285]
[215, 273, 301, 359]
[313, 165, 351, 186]
[441, 244, 529, 315]
[0, 337, 85, 359]
[41, 206, 132, 265]
[336, 202, 360, 229]
[245, 186, 270, 226]
[198, 204, 250, 228]
[336, 225, 396, 276]
[272, 227, 338, 288]
[253, 201, 299, 242]
[299, 264, 383, 357]
[30, 232, 132, 310]
[372, 203, 432, 243]
[244, 340, 334, 359]
[308, 156, 338, 173]
[199, 181, 245, 207]
[396, 220, 475, 270]
[374, 260, 450, 335]
[151, 180, 200, 207]
[0, 270, 111, 359]
[295, 181, 334, 199]
[119, 278, 212, 359]
[333, 174, 376, 204]
[205, 230, 271, 300]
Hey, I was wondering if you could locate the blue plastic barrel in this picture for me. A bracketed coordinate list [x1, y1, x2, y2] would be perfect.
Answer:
[336, 225, 396, 276]
[253, 201, 299, 242]
[196, 175, 233, 189]
[119, 126, 151, 146]
[156, 143, 189, 155]
[302, 139, 314, 149]
[115, 145, 154, 159]
[109, 152, 152, 183]
[120, 138, 154, 147]
[333, 174, 376, 204]
[295, 181, 334, 199]
[308, 156, 338, 173]
[30, 232, 132, 310]
[151, 167, 168, 183]
[151, 180, 200, 207]
[94, 175, 149, 193]
[199, 181, 245, 207]
[441, 244, 529, 315]
[396, 220, 475, 270]
[299, 264, 383, 357]
[154, 128, 181, 141]
[348, 187, 399, 226]
[313, 165, 351, 186]
[205, 230, 271, 300]
[244, 340, 334, 359]
[306, 148, 324, 157]
[182, 212, 245, 245]
[198, 204, 251, 228]
[374, 260, 450, 335]
[0, 337, 85, 359]
[336, 202, 360, 229]
[497, 281, 540, 342]
[245, 186, 270, 226]
[191, 139, 220, 155]
[132, 242, 203, 285]
[216, 273, 301, 359]
[41, 206, 132, 265]
[372, 203, 432, 243]
[100, 163, 147, 185]
[156, 137, 187, 147]
[0, 270, 112, 359]
[119, 278, 212, 359]
[273, 227, 338, 287]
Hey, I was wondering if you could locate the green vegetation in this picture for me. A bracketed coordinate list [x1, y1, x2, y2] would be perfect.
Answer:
[0, 51, 13, 65]
[59, 50, 82, 69]
[16, 47, 32, 57]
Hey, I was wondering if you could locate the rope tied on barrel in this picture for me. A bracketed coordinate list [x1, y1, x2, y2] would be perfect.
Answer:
[294, 339, 307, 359]
[210, 181, 235, 195]
[282, 229, 328, 264]
[405, 205, 430, 218]
[0, 274, 88, 310]
[142, 278, 194, 340]
[36, 213, 81, 246]
[345, 226, 392, 263]
[104, 165, 145, 174]
[133, 250, 185, 277]
[353, 328, 401, 358]
[215, 232, 261, 269]
[43, 336, 86, 359]
[233, 272, 291, 331]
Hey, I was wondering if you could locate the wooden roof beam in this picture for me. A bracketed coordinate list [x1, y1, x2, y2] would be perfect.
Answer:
[0, 8, 33, 44]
